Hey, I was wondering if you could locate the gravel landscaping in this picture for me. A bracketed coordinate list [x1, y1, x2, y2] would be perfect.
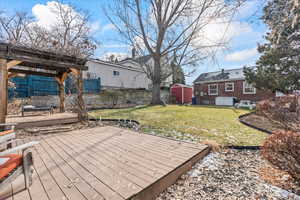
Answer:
[157, 149, 300, 200]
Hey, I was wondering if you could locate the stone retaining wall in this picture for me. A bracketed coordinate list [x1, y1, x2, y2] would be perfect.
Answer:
[30, 89, 170, 109]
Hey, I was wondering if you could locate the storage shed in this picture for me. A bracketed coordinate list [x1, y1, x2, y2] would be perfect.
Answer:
[170, 84, 193, 104]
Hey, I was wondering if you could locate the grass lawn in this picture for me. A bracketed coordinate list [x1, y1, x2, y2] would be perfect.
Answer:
[90, 105, 267, 146]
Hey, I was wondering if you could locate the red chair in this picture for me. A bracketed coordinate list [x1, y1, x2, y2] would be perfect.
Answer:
[0, 123, 38, 191]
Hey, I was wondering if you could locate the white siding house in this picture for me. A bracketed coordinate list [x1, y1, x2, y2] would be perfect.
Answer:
[119, 56, 173, 88]
[85, 59, 151, 89]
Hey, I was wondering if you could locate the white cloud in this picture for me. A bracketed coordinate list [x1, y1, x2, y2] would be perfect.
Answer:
[31, 1, 87, 30]
[90, 21, 101, 33]
[102, 24, 116, 33]
[101, 52, 129, 61]
[191, 0, 255, 53]
[32, 1, 60, 28]
[195, 20, 253, 49]
[31, 1, 99, 37]
[224, 47, 258, 62]
[102, 44, 128, 48]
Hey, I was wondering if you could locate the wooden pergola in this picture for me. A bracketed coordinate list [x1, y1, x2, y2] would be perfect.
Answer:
[0, 43, 88, 123]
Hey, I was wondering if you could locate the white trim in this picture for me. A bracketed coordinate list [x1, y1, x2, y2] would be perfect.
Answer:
[225, 82, 234, 92]
[0, 132, 15, 144]
[208, 84, 218, 95]
[0, 141, 39, 156]
[171, 84, 193, 88]
[243, 81, 256, 94]
[88, 59, 144, 73]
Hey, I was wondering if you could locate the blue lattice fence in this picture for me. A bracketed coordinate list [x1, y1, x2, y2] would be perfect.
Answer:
[9, 75, 101, 99]
[84, 78, 101, 94]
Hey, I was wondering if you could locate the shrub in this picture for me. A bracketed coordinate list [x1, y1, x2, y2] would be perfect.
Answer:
[201, 140, 222, 152]
[262, 130, 300, 182]
[256, 95, 300, 131]
[100, 90, 125, 108]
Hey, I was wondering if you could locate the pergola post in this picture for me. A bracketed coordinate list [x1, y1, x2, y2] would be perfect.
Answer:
[0, 59, 8, 123]
[59, 82, 65, 113]
[55, 72, 68, 113]
[71, 68, 87, 121]
[5, 60, 22, 115]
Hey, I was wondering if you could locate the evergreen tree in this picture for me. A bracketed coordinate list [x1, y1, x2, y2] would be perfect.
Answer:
[171, 61, 185, 85]
[244, 0, 300, 93]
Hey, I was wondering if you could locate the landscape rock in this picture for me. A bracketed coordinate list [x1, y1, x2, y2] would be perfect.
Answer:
[157, 150, 297, 200]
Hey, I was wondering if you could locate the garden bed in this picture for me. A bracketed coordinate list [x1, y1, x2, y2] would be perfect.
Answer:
[240, 112, 299, 133]
[16, 119, 139, 138]
[157, 149, 300, 200]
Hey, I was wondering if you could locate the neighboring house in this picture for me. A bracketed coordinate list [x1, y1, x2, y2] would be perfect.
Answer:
[85, 59, 151, 89]
[193, 68, 275, 105]
[85, 52, 174, 90]
[118, 55, 173, 88]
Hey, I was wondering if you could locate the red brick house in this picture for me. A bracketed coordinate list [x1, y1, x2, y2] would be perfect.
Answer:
[193, 68, 275, 105]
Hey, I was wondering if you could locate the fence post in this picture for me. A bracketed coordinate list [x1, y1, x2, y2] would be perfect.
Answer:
[98, 77, 101, 93]
[27, 76, 31, 97]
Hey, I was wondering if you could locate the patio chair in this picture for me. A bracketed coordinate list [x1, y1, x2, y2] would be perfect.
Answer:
[0, 123, 38, 191]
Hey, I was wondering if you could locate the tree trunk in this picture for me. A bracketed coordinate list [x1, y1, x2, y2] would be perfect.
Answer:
[150, 57, 162, 105]
[151, 81, 162, 105]
[77, 70, 88, 121]
[59, 82, 65, 113]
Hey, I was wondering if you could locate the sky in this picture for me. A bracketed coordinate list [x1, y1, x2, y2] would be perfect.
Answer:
[0, 0, 268, 84]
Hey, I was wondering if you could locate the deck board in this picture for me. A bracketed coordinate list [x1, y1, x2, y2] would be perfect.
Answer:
[40, 139, 102, 200]
[1, 126, 209, 200]
[28, 167, 50, 200]
[55, 134, 142, 199]
[62, 131, 153, 187]
[6, 113, 78, 129]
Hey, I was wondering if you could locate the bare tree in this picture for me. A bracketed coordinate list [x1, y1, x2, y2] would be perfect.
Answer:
[0, 11, 33, 44]
[1, 2, 97, 58]
[105, 0, 243, 104]
[44, 2, 97, 58]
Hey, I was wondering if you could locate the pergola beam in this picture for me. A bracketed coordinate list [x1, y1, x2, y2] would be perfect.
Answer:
[8, 72, 25, 79]
[70, 68, 80, 76]
[8, 68, 58, 77]
[0, 43, 87, 70]
[0, 54, 87, 70]
[7, 60, 22, 69]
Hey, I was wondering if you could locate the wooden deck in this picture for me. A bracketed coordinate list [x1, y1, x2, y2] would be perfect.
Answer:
[6, 113, 78, 129]
[0, 126, 209, 200]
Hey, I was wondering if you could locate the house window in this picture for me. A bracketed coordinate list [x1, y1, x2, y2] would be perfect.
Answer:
[243, 81, 256, 94]
[208, 84, 218, 95]
[225, 82, 234, 92]
[113, 71, 120, 76]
